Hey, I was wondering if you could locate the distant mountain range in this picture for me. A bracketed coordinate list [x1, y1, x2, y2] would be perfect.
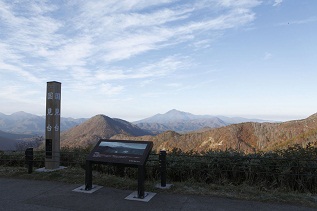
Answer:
[0, 111, 87, 150]
[113, 113, 317, 153]
[59, 111, 317, 153]
[0, 130, 33, 150]
[0, 109, 288, 151]
[0, 111, 87, 135]
[134, 109, 271, 133]
[0, 110, 270, 135]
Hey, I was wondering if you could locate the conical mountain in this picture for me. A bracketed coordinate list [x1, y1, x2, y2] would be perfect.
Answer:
[61, 114, 151, 148]
[134, 109, 227, 133]
[135, 109, 213, 123]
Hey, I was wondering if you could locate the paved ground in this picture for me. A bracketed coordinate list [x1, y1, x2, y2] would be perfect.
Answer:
[0, 178, 314, 211]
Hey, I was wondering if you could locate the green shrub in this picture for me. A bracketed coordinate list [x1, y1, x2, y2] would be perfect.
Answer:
[1, 144, 317, 193]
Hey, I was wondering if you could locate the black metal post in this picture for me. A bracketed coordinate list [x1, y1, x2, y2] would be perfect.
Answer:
[25, 148, 33, 174]
[137, 165, 145, 199]
[85, 160, 93, 190]
[159, 150, 167, 187]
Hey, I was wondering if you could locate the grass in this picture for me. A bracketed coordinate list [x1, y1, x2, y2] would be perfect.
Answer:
[0, 166, 316, 208]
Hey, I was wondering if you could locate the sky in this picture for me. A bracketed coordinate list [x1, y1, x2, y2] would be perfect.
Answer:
[0, 0, 316, 122]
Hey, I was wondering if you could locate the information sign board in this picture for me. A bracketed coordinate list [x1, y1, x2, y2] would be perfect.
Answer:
[87, 139, 153, 166]
[85, 139, 153, 198]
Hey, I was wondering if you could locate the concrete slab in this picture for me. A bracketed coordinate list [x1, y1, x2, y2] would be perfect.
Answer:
[72, 185, 103, 193]
[125, 191, 157, 202]
[155, 183, 173, 189]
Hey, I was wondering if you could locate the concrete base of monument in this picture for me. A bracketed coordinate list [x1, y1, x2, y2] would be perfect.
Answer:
[155, 183, 173, 189]
[125, 191, 156, 202]
[35, 166, 66, 172]
[72, 185, 103, 194]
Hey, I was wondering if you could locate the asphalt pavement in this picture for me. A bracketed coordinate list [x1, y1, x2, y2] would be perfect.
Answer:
[0, 178, 315, 211]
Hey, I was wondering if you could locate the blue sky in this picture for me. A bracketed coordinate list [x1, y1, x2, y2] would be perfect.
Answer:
[0, 0, 316, 121]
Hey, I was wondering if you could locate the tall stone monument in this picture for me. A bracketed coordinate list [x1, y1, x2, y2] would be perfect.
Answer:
[45, 81, 61, 169]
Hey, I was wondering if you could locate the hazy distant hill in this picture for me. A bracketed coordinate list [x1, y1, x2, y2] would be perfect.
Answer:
[0, 130, 32, 150]
[0, 111, 87, 135]
[0, 110, 270, 135]
[133, 109, 269, 133]
[112, 113, 317, 153]
[61, 114, 152, 148]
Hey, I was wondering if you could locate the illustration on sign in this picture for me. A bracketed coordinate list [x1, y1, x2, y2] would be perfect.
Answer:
[87, 139, 153, 165]
[94, 141, 147, 156]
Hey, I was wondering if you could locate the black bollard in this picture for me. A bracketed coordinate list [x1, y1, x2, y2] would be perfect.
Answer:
[25, 148, 33, 174]
[159, 150, 167, 187]
[85, 160, 93, 191]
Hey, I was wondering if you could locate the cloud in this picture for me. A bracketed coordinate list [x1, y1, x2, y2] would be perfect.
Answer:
[263, 52, 272, 60]
[217, 0, 261, 8]
[1, 1, 260, 69]
[191, 39, 212, 49]
[0, 84, 41, 104]
[273, 0, 283, 7]
[0, 0, 261, 107]
[45, 36, 94, 69]
[67, 1, 259, 63]
[166, 83, 183, 88]
[0, 1, 63, 83]
[100, 83, 124, 95]
[277, 17, 317, 26]
[95, 55, 188, 81]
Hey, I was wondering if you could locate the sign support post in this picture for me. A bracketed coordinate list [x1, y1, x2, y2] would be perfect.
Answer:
[45, 81, 61, 169]
[82, 139, 154, 200]
[137, 165, 145, 198]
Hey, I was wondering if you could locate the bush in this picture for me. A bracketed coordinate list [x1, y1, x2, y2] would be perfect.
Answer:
[1, 144, 317, 193]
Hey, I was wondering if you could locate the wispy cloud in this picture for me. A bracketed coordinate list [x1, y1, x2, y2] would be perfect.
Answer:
[273, 0, 283, 7]
[95, 55, 188, 81]
[0, 84, 41, 104]
[0, 0, 261, 106]
[100, 83, 124, 95]
[277, 16, 317, 26]
[263, 52, 273, 60]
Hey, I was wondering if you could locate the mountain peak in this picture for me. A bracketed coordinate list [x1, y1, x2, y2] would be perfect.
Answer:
[91, 114, 112, 122]
[11, 111, 35, 117]
[165, 109, 192, 116]
[61, 114, 151, 148]
[166, 109, 183, 113]
[133, 109, 226, 133]
[136, 109, 195, 124]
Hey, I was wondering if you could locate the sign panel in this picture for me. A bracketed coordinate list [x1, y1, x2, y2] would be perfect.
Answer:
[87, 139, 153, 166]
